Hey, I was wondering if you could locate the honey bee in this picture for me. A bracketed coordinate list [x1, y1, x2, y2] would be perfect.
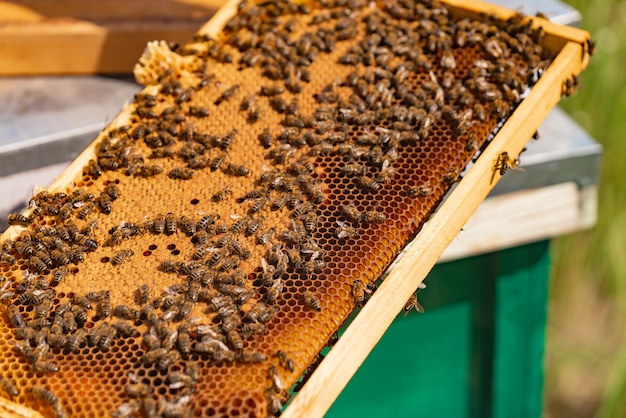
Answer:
[443, 168, 461, 184]
[113, 305, 139, 321]
[302, 259, 326, 275]
[71, 304, 87, 325]
[7, 304, 24, 328]
[265, 365, 285, 396]
[103, 183, 120, 201]
[35, 250, 54, 269]
[7, 212, 32, 226]
[59, 202, 74, 221]
[160, 212, 177, 235]
[248, 197, 268, 215]
[403, 292, 425, 315]
[247, 301, 277, 324]
[256, 228, 276, 246]
[33, 360, 59, 374]
[15, 241, 35, 257]
[97, 324, 117, 351]
[358, 175, 382, 192]
[212, 185, 233, 202]
[177, 330, 192, 356]
[142, 332, 161, 352]
[169, 167, 194, 180]
[50, 249, 70, 267]
[134, 284, 150, 306]
[96, 296, 111, 318]
[148, 214, 165, 235]
[227, 329, 244, 350]
[186, 282, 201, 302]
[239, 323, 266, 339]
[237, 350, 267, 363]
[0, 377, 18, 397]
[218, 255, 240, 272]
[29, 256, 49, 274]
[192, 228, 210, 246]
[265, 278, 283, 304]
[64, 331, 84, 353]
[31, 386, 60, 409]
[226, 163, 250, 177]
[191, 245, 212, 261]
[111, 249, 134, 266]
[494, 152, 521, 176]
[341, 163, 366, 176]
[125, 383, 152, 398]
[176, 88, 193, 104]
[269, 97, 287, 114]
[335, 220, 359, 239]
[302, 290, 321, 312]
[341, 204, 362, 223]
[352, 279, 366, 306]
[254, 129, 273, 150]
[167, 371, 193, 390]
[240, 94, 256, 111]
[74, 233, 98, 251]
[0, 251, 17, 266]
[188, 105, 210, 117]
[260, 85, 285, 97]
[113, 321, 137, 338]
[267, 392, 286, 416]
[215, 84, 240, 105]
[85, 160, 103, 178]
[362, 210, 386, 224]
[136, 164, 164, 177]
[275, 350, 295, 373]
[177, 216, 196, 237]
[148, 146, 175, 159]
[291, 201, 312, 219]
[196, 214, 219, 231]
[94, 193, 112, 214]
[270, 194, 288, 210]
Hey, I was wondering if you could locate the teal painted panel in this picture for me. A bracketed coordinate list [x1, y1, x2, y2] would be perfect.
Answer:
[323, 241, 549, 418]
[328, 302, 472, 418]
[492, 241, 550, 418]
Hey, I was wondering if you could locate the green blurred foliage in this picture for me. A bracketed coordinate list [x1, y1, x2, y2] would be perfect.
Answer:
[549, 1, 626, 417]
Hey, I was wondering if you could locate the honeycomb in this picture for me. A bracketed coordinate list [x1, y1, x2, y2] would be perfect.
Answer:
[0, 0, 566, 416]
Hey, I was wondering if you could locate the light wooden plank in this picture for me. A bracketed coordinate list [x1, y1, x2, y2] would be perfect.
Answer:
[440, 183, 597, 262]
[0, 0, 222, 22]
[0, 0, 226, 75]
[0, 21, 209, 75]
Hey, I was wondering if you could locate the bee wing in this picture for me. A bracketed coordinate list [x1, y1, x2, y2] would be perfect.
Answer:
[415, 300, 425, 314]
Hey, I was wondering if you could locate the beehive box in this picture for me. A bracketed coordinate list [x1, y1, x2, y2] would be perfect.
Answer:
[0, 0, 592, 417]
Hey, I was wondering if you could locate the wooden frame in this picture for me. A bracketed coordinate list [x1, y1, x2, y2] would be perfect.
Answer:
[0, 0, 591, 416]
[276, 1, 592, 416]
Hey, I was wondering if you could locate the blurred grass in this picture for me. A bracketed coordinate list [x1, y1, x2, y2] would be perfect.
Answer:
[547, 0, 626, 417]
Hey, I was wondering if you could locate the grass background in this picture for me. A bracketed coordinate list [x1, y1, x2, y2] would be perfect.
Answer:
[546, 1, 626, 416]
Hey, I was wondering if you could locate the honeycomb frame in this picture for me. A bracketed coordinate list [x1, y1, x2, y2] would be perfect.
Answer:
[0, 0, 591, 417]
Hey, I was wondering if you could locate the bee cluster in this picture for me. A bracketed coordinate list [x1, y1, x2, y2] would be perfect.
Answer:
[0, 0, 561, 416]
